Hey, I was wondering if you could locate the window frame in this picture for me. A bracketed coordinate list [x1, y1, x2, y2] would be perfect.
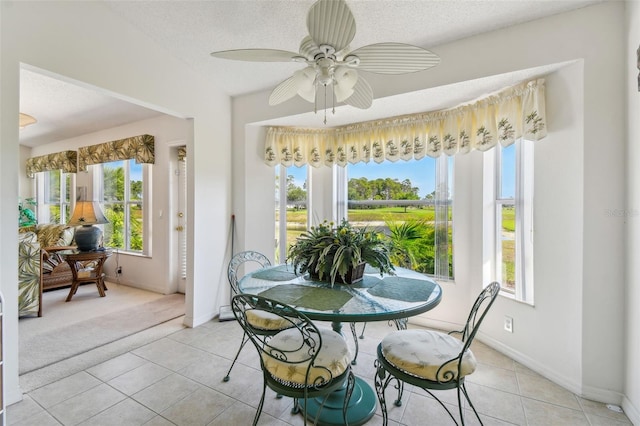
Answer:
[93, 159, 151, 255]
[484, 139, 534, 304]
[36, 169, 74, 225]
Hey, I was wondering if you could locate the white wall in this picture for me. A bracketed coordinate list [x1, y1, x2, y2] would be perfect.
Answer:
[28, 114, 190, 295]
[1, 1, 231, 406]
[233, 0, 628, 408]
[625, 1, 640, 423]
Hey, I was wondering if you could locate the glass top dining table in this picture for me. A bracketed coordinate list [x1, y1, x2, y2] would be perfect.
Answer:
[238, 263, 442, 326]
[238, 263, 443, 426]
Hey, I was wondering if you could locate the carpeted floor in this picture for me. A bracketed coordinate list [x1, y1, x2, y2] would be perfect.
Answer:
[19, 283, 185, 375]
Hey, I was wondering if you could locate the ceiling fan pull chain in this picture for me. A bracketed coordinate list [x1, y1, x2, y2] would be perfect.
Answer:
[324, 84, 328, 125]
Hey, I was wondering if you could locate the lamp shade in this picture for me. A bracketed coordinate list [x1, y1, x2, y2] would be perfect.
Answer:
[68, 201, 109, 226]
[68, 201, 109, 251]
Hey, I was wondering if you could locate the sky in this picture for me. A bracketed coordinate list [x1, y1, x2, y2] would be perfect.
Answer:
[285, 146, 515, 199]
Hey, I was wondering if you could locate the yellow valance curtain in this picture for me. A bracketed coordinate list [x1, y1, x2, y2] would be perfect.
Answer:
[77, 134, 155, 172]
[265, 79, 547, 168]
[26, 151, 77, 178]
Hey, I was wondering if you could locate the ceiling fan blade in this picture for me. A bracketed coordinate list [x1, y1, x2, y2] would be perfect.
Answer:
[210, 48, 301, 62]
[347, 43, 440, 74]
[269, 74, 306, 105]
[343, 75, 373, 109]
[307, 0, 356, 53]
[333, 67, 358, 102]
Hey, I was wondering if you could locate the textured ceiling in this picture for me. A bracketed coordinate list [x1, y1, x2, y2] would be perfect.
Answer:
[19, 0, 601, 147]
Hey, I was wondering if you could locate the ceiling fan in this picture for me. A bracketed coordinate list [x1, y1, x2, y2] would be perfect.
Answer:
[210, 0, 440, 123]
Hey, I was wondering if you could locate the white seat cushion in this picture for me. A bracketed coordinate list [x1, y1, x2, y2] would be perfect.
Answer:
[381, 329, 477, 381]
[262, 328, 351, 386]
[246, 309, 297, 331]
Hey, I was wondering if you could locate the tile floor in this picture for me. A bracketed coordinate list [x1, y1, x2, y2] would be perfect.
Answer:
[8, 319, 633, 426]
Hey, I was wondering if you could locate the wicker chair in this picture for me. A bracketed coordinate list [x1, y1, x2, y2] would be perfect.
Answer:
[374, 282, 501, 425]
[223, 250, 273, 382]
[232, 294, 355, 426]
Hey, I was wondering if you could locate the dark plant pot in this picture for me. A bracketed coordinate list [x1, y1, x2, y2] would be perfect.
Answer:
[310, 262, 366, 284]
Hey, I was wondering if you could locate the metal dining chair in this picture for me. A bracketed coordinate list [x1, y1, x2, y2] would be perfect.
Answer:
[232, 294, 355, 426]
[223, 250, 273, 382]
[374, 282, 501, 425]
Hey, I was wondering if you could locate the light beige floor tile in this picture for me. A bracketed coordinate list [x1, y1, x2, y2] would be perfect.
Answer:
[464, 382, 526, 425]
[107, 362, 173, 396]
[167, 324, 217, 345]
[207, 400, 288, 426]
[141, 415, 175, 426]
[132, 373, 202, 413]
[208, 362, 272, 406]
[586, 412, 634, 426]
[7, 395, 47, 425]
[466, 363, 519, 394]
[132, 338, 212, 372]
[470, 342, 516, 371]
[578, 398, 632, 424]
[28, 371, 102, 409]
[47, 383, 126, 425]
[521, 397, 589, 425]
[78, 398, 156, 425]
[8, 409, 62, 426]
[513, 361, 541, 378]
[86, 353, 147, 382]
[160, 387, 234, 425]
[400, 391, 462, 426]
[516, 372, 581, 410]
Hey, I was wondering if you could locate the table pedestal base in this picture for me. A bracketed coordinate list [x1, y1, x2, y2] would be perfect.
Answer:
[300, 376, 376, 426]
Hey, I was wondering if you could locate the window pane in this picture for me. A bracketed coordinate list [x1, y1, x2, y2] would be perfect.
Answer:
[500, 144, 516, 199]
[286, 166, 307, 257]
[275, 165, 281, 262]
[347, 158, 453, 279]
[500, 204, 516, 293]
[103, 203, 124, 249]
[129, 203, 143, 251]
[104, 160, 125, 202]
[130, 162, 143, 201]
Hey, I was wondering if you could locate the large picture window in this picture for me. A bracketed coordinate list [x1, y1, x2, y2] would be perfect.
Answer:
[94, 160, 148, 254]
[344, 156, 454, 280]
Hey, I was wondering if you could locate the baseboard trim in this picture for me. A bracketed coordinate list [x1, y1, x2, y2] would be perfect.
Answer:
[622, 396, 640, 426]
[409, 317, 626, 406]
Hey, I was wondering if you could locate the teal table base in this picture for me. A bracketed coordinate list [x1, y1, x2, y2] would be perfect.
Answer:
[300, 377, 376, 426]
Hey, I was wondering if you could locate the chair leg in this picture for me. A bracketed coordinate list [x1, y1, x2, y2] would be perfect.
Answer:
[460, 382, 483, 425]
[350, 322, 359, 365]
[252, 381, 268, 426]
[374, 359, 396, 426]
[342, 371, 356, 426]
[223, 331, 249, 382]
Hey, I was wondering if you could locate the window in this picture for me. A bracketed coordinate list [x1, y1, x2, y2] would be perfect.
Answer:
[275, 164, 309, 263]
[485, 140, 534, 303]
[343, 156, 454, 280]
[37, 170, 73, 224]
[94, 159, 148, 254]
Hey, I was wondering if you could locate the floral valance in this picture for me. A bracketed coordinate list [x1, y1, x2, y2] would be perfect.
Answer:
[264, 79, 547, 168]
[26, 151, 77, 178]
[77, 134, 155, 172]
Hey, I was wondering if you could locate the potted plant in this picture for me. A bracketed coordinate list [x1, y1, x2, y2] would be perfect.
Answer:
[287, 219, 395, 286]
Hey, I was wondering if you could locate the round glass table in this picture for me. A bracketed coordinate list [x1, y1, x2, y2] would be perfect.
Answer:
[239, 264, 442, 426]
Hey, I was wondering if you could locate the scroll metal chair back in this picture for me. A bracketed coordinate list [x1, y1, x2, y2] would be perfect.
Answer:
[374, 282, 501, 425]
[232, 294, 355, 426]
[223, 250, 272, 382]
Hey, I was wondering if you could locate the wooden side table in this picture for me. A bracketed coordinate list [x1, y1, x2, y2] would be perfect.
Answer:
[63, 249, 113, 302]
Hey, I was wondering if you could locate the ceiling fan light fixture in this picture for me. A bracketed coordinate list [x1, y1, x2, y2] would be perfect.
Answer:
[210, 0, 440, 123]
[19, 113, 37, 130]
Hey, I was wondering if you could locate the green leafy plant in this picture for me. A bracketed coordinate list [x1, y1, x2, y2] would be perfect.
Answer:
[287, 219, 394, 286]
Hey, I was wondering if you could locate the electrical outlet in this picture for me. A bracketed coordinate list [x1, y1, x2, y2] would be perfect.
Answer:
[504, 316, 513, 333]
[116, 266, 122, 275]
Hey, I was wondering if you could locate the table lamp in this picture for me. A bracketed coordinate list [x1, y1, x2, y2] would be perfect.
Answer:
[68, 201, 109, 251]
